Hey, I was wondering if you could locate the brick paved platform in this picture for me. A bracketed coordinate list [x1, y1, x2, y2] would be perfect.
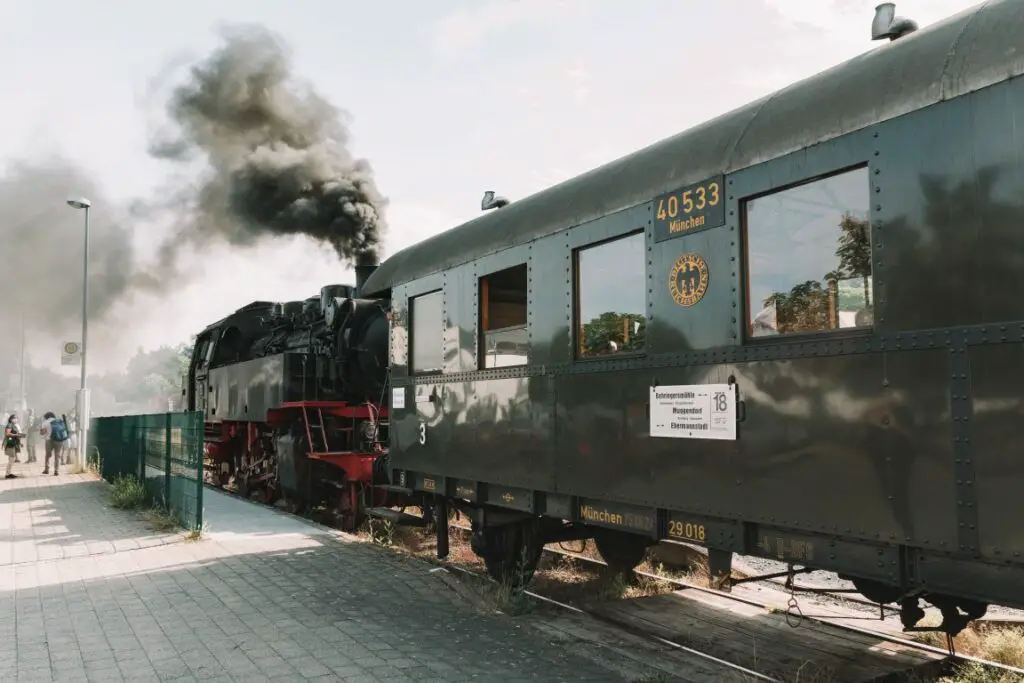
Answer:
[0, 463, 647, 683]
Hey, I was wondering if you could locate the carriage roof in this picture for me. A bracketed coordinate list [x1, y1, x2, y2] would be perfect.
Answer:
[362, 0, 1022, 296]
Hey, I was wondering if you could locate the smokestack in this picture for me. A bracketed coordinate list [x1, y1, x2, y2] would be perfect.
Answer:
[481, 190, 510, 211]
[355, 264, 377, 296]
[872, 3, 918, 41]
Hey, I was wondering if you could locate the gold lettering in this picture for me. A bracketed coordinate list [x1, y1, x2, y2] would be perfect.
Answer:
[423, 477, 435, 491]
[657, 179, 721, 228]
[761, 535, 816, 562]
[580, 505, 624, 526]
[682, 190, 693, 213]
[668, 520, 707, 543]
[668, 214, 706, 234]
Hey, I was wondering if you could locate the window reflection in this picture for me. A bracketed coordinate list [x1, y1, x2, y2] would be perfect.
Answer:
[480, 265, 528, 369]
[481, 327, 528, 368]
[411, 291, 443, 373]
[575, 232, 647, 358]
[745, 167, 873, 338]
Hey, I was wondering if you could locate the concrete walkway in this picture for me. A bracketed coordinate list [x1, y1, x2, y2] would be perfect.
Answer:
[0, 462, 634, 683]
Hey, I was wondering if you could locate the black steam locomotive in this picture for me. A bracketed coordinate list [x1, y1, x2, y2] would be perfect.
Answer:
[182, 266, 393, 529]
[356, 0, 1024, 638]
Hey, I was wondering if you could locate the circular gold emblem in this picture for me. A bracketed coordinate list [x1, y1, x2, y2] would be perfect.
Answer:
[63, 342, 79, 354]
[668, 253, 710, 307]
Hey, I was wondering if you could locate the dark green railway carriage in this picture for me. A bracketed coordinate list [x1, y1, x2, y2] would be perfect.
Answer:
[363, 0, 1024, 635]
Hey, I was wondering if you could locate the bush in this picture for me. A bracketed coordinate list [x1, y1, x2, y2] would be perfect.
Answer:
[108, 474, 146, 509]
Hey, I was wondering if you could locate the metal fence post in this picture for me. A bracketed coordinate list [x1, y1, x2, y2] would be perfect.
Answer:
[164, 412, 172, 509]
[135, 422, 144, 484]
[195, 412, 204, 530]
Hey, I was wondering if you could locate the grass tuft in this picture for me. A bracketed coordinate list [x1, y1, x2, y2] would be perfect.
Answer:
[106, 474, 204, 540]
[107, 474, 146, 509]
[143, 505, 179, 533]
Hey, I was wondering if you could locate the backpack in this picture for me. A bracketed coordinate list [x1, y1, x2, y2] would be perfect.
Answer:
[50, 419, 69, 442]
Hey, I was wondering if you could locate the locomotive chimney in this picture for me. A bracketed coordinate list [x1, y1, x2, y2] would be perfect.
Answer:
[871, 3, 918, 41]
[355, 264, 377, 296]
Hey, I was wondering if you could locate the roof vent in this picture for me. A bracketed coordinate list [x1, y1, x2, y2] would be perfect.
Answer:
[481, 190, 510, 211]
[872, 3, 918, 41]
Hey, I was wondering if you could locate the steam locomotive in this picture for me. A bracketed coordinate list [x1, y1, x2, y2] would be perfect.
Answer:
[182, 266, 394, 529]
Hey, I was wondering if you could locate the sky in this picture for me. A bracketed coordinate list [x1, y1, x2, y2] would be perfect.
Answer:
[0, 0, 979, 375]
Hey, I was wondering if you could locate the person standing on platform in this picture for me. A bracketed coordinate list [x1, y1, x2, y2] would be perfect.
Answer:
[4, 414, 25, 479]
[25, 409, 38, 464]
[39, 411, 68, 476]
[62, 413, 75, 465]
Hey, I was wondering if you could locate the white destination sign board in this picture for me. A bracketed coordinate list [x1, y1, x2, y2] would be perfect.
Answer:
[391, 387, 406, 410]
[650, 383, 737, 441]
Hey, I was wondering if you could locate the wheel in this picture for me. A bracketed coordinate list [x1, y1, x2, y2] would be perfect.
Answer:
[472, 520, 543, 586]
[594, 531, 651, 575]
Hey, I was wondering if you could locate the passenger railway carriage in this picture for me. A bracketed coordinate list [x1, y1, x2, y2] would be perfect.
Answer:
[360, 1, 1024, 636]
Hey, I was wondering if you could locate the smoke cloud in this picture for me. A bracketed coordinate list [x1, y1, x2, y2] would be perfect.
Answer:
[148, 23, 388, 267]
[0, 22, 389, 396]
[0, 157, 152, 334]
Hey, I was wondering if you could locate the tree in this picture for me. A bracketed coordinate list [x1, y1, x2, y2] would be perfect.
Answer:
[764, 280, 830, 334]
[835, 214, 871, 306]
[580, 312, 646, 355]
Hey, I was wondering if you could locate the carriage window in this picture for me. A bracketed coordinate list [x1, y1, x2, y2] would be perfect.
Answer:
[745, 167, 873, 338]
[410, 291, 443, 373]
[575, 232, 647, 358]
[480, 264, 528, 369]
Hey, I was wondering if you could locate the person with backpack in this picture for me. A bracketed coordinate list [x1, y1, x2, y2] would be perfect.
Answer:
[4, 414, 25, 479]
[61, 413, 75, 466]
[40, 411, 69, 476]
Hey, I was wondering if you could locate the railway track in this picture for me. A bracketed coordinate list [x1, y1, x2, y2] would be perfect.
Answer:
[440, 519, 1024, 681]
[438, 561, 781, 682]
[204, 482, 1024, 681]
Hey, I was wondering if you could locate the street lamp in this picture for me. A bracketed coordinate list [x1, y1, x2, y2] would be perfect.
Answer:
[66, 197, 91, 471]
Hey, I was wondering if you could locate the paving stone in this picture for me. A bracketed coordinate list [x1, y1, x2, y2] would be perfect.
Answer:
[1, 470, 633, 682]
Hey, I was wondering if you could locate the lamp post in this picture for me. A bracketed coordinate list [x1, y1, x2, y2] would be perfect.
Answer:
[66, 197, 91, 471]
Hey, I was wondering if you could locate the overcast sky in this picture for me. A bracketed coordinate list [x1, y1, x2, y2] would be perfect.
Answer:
[1, 0, 977, 373]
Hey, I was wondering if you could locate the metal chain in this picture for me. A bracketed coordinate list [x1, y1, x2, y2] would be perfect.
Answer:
[785, 567, 804, 628]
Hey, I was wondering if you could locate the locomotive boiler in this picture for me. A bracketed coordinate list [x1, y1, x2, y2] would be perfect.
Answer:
[183, 265, 392, 528]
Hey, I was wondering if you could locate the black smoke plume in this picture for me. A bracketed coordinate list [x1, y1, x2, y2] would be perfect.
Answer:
[149, 23, 387, 266]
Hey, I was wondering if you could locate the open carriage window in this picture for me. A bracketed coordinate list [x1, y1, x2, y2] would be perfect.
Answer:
[744, 166, 873, 338]
[479, 264, 528, 369]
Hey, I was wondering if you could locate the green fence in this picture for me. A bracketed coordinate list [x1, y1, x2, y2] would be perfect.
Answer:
[90, 411, 205, 531]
